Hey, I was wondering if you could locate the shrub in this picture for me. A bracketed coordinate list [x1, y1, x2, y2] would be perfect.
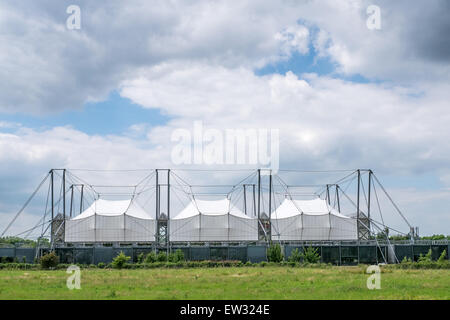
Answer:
[97, 262, 106, 269]
[111, 251, 130, 269]
[157, 252, 167, 262]
[288, 248, 302, 263]
[401, 256, 412, 263]
[267, 243, 283, 262]
[166, 249, 185, 263]
[418, 249, 433, 263]
[144, 251, 157, 263]
[136, 253, 145, 264]
[40, 251, 59, 269]
[174, 249, 185, 262]
[300, 246, 321, 264]
[437, 250, 447, 264]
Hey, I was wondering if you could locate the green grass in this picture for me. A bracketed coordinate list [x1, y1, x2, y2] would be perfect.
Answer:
[0, 266, 448, 300]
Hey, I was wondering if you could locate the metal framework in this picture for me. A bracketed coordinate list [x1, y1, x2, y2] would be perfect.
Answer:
[1, 168, 416, 263]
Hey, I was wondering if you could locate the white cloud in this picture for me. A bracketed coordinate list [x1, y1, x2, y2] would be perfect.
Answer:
[2, 1, 449, 114]
[120, 63, 450, 175]
[275, 25, 310, 57]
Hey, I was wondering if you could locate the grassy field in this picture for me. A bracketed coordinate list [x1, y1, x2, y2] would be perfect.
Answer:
[0, 266, 448, 300]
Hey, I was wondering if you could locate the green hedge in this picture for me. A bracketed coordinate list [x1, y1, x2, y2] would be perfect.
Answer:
[0, 260, 447, 270]
[385, 260, 450, 270]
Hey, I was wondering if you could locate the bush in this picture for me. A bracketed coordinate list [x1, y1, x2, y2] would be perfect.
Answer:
[437, 250, 447, 264]
[111, 251, 130, 269]
[167, 250, 185, 263]
[267, 243, 283, 262]
[288, 248, 302, 263]
[136, 253, 145, 264]
[144, 251, 157, 263]
[300, 246, 321, 264]
[97, 262, 106, 269]
[165, 249, 185, 263]
[157, 252, 167, 262]
[401, 256, 412, 264]
[174, 249, 185, 262]
[418, 249, 433, 263]
[40, 251, 59, 269]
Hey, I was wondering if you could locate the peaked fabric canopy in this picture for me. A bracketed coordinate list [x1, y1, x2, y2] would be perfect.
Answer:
[170, 198, 258, 242]
[271, 198, 357, 241]
[173, 198, 251, 220]
[65, 199, 156, 243]
[271, 198, 348, 219]
[73, 199, 154, 220]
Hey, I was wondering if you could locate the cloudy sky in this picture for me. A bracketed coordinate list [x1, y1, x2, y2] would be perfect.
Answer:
[0, 0, 449, 236]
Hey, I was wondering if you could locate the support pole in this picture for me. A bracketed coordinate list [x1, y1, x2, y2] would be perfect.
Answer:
[63, 169, 66, 218]
[70, 185, 74, 218]
[243, 185, 247, 215]
[336, 185, 341, 212]
[367, 170, 372, 238]
[167, 169, 170, 250]
[79, 185, 84, 215]
[155, 169, 159, 219]
[50, 169, 54, 245]
[252, 184, 256, 217]
[268, 171, 272, 242]
[257, 169, 262, 241]
[62, 169, 66, 244]
[357, 169, 361, 240]
[257, 169, 261, 220]
[268, 174, 272, 216]
[326, 184, 331, 205]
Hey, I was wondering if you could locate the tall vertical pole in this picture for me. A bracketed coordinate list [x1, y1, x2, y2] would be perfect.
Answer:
[326, 184, 331, 205]
[62, 169, 66, 244]
[70, 185, 74, 218]
[252, 184, 256, 217]
[167, 169, 170, 251]
[155, 169, 159, 245]
[243, 185, 247, 215]
[257, 169, 261, 220]
[63, 169, 66, 218]
[356, 169, 361, 240]
[268, 171, 272, 242]
[80, 185, 84, 215]
[50, 169, 54, 245]
[336, 185, 341, 212]
[155, 169, 159, 219]
[367, 170, 372, 238]
[268, 174, 272, 215]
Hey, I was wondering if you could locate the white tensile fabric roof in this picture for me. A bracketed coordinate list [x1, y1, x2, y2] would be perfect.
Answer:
[73, 198, 154, 220]
[271, 198, 350, 219]
[173, 198, 251, 220]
